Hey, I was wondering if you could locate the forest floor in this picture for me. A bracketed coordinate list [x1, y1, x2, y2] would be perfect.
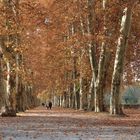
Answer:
[0, 107, 140, 140]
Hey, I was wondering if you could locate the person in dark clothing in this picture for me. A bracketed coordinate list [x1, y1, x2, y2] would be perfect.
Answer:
[42, 103, 45, 107]
[48, 101, 52, 109]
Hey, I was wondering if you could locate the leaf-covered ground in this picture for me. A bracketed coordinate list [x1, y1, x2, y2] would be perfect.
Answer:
[0, 107, 140, 140]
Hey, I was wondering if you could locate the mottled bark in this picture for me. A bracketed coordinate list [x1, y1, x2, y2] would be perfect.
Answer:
[87, 0, 97, 110]
[0, 60, 5, 108]
[91, 0, 108, 112]
[79, 16, 89, 110]
[79, 76, 84, 110]
[59, 95, 63, 107]
[94, 41, 107, 112]
[69, 24, 78, 109]
[0, 37, 5, 108]
[6, 61, 10, 106]
[110, 6, 133, 115]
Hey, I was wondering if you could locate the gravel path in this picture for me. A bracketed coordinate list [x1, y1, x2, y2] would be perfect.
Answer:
[0, 107, 140, 140]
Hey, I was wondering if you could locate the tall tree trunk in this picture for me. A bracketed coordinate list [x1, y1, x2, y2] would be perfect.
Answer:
[94, 0, 108, 112]
[69, 85, 73, 108]
[79, 76, 83, 110]
[13, 0, 20, 111]
[79, 15, 89, 110]
[65, 91, 69, 108]
[15, 54, 19, 107]
[0, 41, 5, 108]
[94, 42, 107, 112]
[3, 0, 20, 111]
[101, 52, 111, 111]
[70, 24, 78, 109]
[110, 5, 133, 115]
[6, 61, 10, 106]
[59, 95, 63, 107]
[87, 0, 97, 110]
[73, 56, 78, 109]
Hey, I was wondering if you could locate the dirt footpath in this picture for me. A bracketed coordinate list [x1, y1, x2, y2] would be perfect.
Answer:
[0, 107, 140, 140]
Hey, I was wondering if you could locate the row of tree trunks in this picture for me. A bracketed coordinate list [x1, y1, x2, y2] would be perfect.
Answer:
[53, 0, 136, 116]
[0, 0, 39, 115]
